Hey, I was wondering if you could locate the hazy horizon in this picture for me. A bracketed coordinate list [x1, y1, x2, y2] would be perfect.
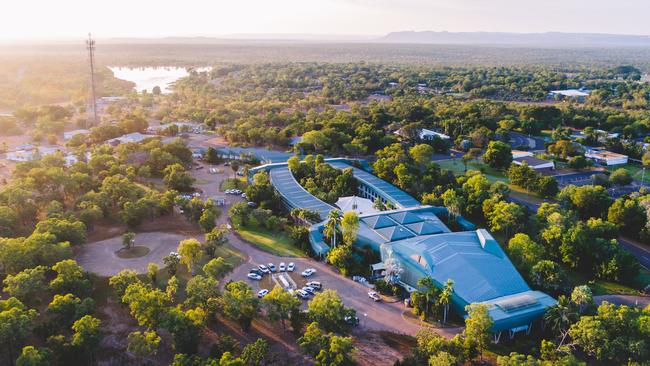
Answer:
[3, 0, 650, 41]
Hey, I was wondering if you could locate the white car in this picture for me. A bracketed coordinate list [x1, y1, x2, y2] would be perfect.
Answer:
[301, 268, 316, 277]
[258, 264, 270, 274]
[295, 289, 310, 299]
[368, 291, 381, 302]
[287, 262, 295, 272]
[302, 286, 315, 295]
[257, 289, 269, 298]
[279, 262, 286, 272]
[247, 273, 262, 280]
[306, 281, 322, 290]
[267, 263, 276, 272]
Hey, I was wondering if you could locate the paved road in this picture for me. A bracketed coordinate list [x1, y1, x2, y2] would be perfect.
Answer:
[510, 132, 546, 151]
[594, 295, 650, 308]
[193, 161, 462, 338]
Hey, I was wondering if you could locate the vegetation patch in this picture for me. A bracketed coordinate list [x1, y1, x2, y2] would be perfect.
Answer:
[237, 226, 304, 257]
[116, 246, 150, 259]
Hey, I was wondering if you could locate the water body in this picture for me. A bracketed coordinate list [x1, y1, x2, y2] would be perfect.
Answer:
[109, 66, 211, 94]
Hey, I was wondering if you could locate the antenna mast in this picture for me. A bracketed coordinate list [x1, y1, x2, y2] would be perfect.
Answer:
[86, 33, 98, 127]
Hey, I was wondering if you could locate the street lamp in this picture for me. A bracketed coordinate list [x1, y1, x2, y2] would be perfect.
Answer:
[363, 313, 367, 327]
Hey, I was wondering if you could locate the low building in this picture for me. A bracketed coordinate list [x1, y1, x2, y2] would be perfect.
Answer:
[585, 150, 628, 166]
[512, 150, 534, 159]
[419, 128, 450, 140]
[548, 89, 590, 102]
[513, 156, 555, 170]
[106, 132, 153, 146]
[63, 129, 90, 141]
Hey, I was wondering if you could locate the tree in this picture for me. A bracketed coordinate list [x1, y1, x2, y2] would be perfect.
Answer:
[307, 290, 352, 334]
[440, 279, 454, 324]
[609, 168, 632, 186]
[122, 231, 136, 251]
[147, 263, 159, 284]
[544, 295, 578, 345]
[203, 257, 233, 279]
[561, 185, 611, 220]
[205, 225, 229, 257]
[0, 298, 37, 365]
[507, 234, 545, 273]
[409, 144, 434, 167]
[163, 306, 206, 354]
[122, 283, 168, 329]
[263, 285, 301, 333]
[109, 269, 141, 299]
[323, 210, 341, 247]
[299, 322, 330, 357]
[199, 209, 218, 233]
[185, 275, 219, 308]
[240, 338, 269, 366]
[49, 260, 90, 296]
[570, 285, 593, 314]
[46, 293, 94, 328]
[163, 163, 195, 192]
[316, 334, 356, 366]
[163, 252, 181, 275]
[483, 141, 512, 170]
[530, 260, 566, 293]
[2, 266, 47, 303]
[16, 346, 49, 366]
[608, 197, 646, 237]
[221, 281, 259, 330]
[166, 276, 179, 302]
[340, 211, 359, 245]
[326, 244, 354, 277]
[34, 218, 86, 246]
[464, 303, 493, 361]
[486, 201, 526, 238]
[70, 315, 102, 363]
[127, 330, 160, 362]
[178, 239, 202, 274]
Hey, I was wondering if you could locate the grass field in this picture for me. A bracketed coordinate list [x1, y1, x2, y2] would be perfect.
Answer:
[436, 158, 545, 204]
[607, 164, 648, 181]
[220, 177, 247, 191]
[237, 226, 305, 257]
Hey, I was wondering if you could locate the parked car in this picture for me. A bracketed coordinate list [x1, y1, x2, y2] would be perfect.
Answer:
[287, 262, 295, 272]
[301, 268, 316, 277]
[295, 290, 310, 299]
[241, 193, 248, 199]
[344, 315, 360, 326]
[279, 262, 286, 272]
[368, 291, 381, 302]
[306, 281, 322, 290]
[247, 273, 262, 280]
[257, 289, 269, 298]
[249, 268, 263, 276]
[302, 286, 316, 295]
[247, 202, 257, 207]
[268, 263, 276, 272]
[258, 264, 270, 274]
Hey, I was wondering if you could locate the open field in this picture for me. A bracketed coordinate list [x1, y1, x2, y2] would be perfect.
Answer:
[236, 226, 305, 257]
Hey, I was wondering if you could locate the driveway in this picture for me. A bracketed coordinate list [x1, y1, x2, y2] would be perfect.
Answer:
[77, 232, 188, 276]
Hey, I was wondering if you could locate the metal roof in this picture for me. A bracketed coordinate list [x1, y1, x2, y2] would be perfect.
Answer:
[327, 161, 421, 208]
[269, 167, 334, 220]
[390, 230, 530, 304]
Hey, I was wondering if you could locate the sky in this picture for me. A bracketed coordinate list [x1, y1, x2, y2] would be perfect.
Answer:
[2, 0, 650, 40]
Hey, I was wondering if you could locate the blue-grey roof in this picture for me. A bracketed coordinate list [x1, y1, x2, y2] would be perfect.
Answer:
[390, 229, 530, 304]
[269, 167, 334, 220]
[216, 147, 294, 163]
[327, 161, 420, 208]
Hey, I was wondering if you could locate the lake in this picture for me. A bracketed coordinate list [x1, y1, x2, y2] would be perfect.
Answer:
[109, 66, 211, 94]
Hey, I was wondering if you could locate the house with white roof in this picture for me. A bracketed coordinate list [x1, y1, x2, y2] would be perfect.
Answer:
[585, 149, 628, 166]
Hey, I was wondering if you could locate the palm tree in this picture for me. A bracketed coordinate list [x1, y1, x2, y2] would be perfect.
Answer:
[544, 295, 578, 347]
[416, 276, 439, 317]
[323, 210, 341, 247]
[440, 279, 454, 324]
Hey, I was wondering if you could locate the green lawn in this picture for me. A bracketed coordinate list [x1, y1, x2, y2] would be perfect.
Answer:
[436, 158, 544, 204]
[607, 164, 648, 181]
[237, 226, 305, 257]
[220, 177, 247, 191]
